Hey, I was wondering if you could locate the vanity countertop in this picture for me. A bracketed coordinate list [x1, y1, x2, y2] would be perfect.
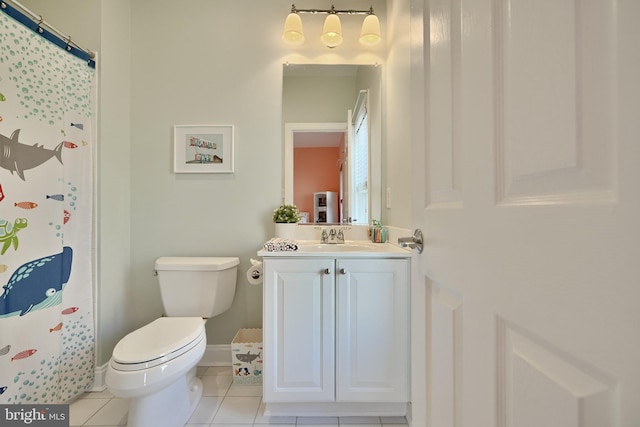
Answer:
[257, 240, 411, 258]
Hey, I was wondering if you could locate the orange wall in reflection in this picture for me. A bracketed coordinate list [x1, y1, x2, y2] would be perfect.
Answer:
[294, 147, 341, 218]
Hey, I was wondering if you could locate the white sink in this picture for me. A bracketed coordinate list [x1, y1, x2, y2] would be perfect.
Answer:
[258, 240, 410, 258]
[298, 243, 381, 252]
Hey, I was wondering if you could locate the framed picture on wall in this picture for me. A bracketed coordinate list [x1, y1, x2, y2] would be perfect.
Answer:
[173, 124, 235, 173]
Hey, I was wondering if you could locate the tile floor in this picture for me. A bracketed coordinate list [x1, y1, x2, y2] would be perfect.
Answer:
[70, 366, 409, 427]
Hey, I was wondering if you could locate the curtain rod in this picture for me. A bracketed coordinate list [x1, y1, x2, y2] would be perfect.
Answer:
[1, 0, 95, 59]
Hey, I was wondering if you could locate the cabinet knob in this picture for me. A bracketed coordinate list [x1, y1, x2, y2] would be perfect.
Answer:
[339, 268, 347, 275]
[324, 268, 331, 275]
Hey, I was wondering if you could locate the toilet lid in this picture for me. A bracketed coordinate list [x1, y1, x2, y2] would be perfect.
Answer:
[112, 317, 205, 369]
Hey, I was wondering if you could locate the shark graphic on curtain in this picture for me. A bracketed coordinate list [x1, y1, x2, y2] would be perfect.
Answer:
[0, 9, 95, 403]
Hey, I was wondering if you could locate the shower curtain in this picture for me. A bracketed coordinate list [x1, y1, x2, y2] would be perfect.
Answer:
[0, 6, 95, 404]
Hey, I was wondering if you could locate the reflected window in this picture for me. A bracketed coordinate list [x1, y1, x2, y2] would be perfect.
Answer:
[351, 90, 369, 225]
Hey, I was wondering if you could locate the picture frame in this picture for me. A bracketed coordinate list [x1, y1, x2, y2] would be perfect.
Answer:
[173, 124, 235, 173]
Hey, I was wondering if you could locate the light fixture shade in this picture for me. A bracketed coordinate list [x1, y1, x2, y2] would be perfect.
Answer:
[320, 14, 343, 48]
[359, 14, 381, 46]
[282, 12, 305, 45]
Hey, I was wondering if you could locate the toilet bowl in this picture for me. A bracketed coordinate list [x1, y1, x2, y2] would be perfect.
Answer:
[106, 317, 206, 426]
[105, 257, 239, 427]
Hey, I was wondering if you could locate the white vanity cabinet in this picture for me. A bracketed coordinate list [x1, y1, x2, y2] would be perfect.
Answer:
[262, 255, 410, 415]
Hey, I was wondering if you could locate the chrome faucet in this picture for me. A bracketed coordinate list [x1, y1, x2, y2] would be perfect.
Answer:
[321, 228, 346, 244]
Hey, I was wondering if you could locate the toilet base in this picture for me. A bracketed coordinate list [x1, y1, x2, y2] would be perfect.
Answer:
[125, 367, 202, 427]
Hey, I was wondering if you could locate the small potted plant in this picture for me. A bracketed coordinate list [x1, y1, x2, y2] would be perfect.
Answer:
[272, 204, 301, 239]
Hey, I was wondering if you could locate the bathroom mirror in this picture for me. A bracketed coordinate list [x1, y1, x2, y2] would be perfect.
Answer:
[282, 64, 382, 225]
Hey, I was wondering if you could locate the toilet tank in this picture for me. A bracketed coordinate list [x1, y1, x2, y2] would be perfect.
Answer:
[155, 257, 239, 318]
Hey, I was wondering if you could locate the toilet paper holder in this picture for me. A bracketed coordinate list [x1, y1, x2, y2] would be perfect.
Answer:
[246, 258, 263, 285]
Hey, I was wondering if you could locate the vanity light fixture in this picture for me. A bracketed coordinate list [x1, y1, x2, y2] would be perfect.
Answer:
[282, 4, 381, 48]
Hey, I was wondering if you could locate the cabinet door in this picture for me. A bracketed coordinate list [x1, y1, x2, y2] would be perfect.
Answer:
[263, 258, 335, 402]
[336, 258, 410, 402]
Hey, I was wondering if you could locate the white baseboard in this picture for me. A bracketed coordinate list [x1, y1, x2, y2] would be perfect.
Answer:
[200, 344, 232, 366]
[88, 363, 107, 392]
[90, 344, 231, 392]
[264, 402, 408, 417]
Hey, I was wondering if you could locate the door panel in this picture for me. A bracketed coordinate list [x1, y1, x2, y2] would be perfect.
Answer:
[429, 282, 463, 427]
[428, 0, 463, 207]
[410, 0, 640, 426]
[336, 259, 410, 402]
[495, 0, 615, 204]
[263, 258, 335, 402]
[497, 318, 617, 427]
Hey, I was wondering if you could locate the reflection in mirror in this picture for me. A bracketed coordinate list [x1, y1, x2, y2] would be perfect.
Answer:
[283, 64, 381, 225]
[286, 123, 347, 224]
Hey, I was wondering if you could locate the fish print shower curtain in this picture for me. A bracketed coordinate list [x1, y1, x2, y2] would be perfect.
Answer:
[0, 6, 95, 404]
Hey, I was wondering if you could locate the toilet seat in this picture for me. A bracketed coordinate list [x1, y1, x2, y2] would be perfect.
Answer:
[111, 317, 205, 371]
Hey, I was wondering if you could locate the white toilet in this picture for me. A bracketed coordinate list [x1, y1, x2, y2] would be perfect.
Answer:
[105, 256, 239, 427]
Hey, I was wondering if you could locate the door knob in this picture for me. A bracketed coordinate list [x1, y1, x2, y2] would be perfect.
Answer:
[397, 229, 424, 253]
[339, 268, 347, 275]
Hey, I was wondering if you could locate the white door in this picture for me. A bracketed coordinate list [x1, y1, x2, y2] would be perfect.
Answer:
[410, 0, 640, 426]
[336, 258, 410, 402]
